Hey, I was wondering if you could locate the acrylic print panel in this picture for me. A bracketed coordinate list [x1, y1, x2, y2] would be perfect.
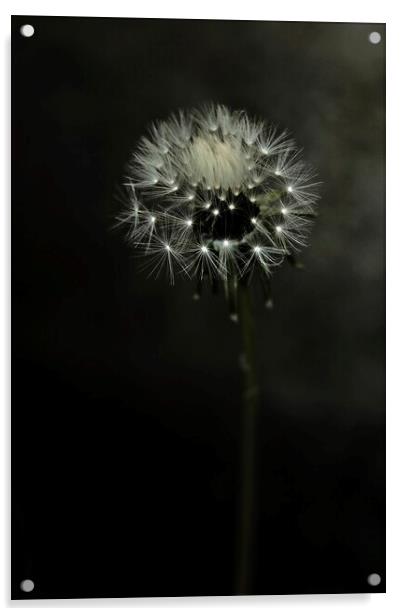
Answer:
[11, 16, 385, 599]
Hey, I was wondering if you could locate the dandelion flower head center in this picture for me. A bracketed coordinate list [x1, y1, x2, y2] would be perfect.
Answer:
[195, 191, 259, 240]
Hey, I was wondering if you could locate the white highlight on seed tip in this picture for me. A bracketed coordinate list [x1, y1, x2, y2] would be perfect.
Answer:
[228, 203, 235, 210]
[281, 207, 288, 215]
[186, 219, 193, 226]
[201, 245, 208, 253]
[150, 215, 156, 223]
[223, 239, 229, 247]
[165, 244, 171, 251]
[254, 246, 261, 253]
[287, 186, 293, 193]
[251, 217, 257, 224]
[276, 225, 283, 233]
[212, 209, 219, 216]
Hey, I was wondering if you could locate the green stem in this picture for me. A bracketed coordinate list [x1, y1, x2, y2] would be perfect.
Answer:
[235, 280, 259, 594]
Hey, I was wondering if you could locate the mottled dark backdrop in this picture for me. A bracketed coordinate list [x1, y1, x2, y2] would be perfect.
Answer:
[12, 16, 385, 599]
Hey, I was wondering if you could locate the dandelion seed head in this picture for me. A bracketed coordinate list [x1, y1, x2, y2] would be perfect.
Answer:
[122, 104, 320, 284]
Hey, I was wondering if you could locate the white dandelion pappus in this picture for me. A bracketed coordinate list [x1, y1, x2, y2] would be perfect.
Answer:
[121, 104, 320, 286]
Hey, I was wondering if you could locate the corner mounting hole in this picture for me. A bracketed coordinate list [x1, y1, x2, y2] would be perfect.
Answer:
[20, 24, 35, 38]
[367, 573, 381, 587]
[20, 579, 34, 592]
[369, 31, 381, 45]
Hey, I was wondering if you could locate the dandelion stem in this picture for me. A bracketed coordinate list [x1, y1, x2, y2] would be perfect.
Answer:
[236, 280, 259, 594]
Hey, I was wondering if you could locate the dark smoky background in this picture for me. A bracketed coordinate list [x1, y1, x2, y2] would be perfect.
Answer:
[12, 17, 385, 598]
